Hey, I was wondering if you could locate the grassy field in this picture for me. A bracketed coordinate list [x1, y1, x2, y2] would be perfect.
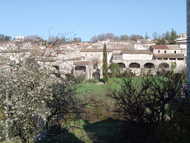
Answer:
[74, 76, 167, 97]
[62, 119, 125, 143]
[66, 76, 172, 143]
[0, 76, 174, 143]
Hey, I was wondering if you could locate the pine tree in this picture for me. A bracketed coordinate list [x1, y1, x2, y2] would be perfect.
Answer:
[169, 29, 177, 44]
[144, 32, 149, 39]
[102, 44, 108, 81]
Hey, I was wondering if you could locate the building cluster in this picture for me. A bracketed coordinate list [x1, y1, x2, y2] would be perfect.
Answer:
[0, 34, 187, 79]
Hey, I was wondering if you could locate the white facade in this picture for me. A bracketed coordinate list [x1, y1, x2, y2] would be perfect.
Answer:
[176, 33, 187, 43]
[123, 54, 153, 60]
[134, 43, 155, 50]
[153, 49, 184, 54]
[134, 44, 149, 50]
[153, 45, 185, 55]
[80, 50, 113, 65]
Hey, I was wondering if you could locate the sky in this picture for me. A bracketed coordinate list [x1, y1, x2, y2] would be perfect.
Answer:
[0, 0, 186, 41]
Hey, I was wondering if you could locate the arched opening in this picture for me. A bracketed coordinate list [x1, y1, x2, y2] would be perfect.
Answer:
[144, 63, 155, 69]
[117, 63, 126, 69]
[129, 63, 140, 68]
[159, 63, 169, 69]
[75, 66, 86, 72]
[93, 69, 100, 80]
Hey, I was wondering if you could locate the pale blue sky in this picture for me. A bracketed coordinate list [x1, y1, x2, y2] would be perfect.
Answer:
[0, 0, 186, 41]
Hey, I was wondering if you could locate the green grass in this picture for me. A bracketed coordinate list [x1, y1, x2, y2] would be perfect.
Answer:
[69, 76, 176, 143]
[63, 120, 93, 143]
[0, 140, 21, 143]
[63, 119, 125, 143]
[73, 76, 169, 117]
[73, 76, 168, 102]
[0, 75, 185, 143]
[74, 82, 108, 97]
[73, 82, 113, 106]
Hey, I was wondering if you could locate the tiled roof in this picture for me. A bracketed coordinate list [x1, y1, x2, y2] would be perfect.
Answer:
[74, 60, 97, 66]
[80, 48, 112, 52]
[0, 49, 32, 53]
[152, 45, 169, 49]
[166, 45, 182, 50]
[56, 50, 65, 54]
[122, 50, 152, 55]
[152, 45, 181, 50]
[154, 54, 184, 59]
[37, 58, 56, 62]
[63, 57, 84, 61]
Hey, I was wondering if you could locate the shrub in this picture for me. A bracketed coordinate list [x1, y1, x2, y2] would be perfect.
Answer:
[113, 73, 185, 143]
[109, 63, 121, 78]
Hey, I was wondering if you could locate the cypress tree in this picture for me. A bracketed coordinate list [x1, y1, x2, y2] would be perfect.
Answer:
[102, 43, 108, 81]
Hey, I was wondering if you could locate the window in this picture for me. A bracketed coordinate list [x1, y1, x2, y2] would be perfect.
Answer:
[158, 50, 160, 53]
[174, 51, 176, 54]
[164, 50, 167, 54]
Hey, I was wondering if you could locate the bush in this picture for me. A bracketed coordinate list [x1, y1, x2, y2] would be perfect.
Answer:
[159, 98, 190, 143]
[109, 63, 121, 77]
[113, 73, 185, 143]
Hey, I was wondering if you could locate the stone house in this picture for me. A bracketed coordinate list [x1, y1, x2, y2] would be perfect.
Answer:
[152, 45, 186, 72]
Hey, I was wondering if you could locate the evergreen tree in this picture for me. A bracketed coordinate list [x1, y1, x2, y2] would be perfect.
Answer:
[109, 63, 121, 77]
[156, 37, 166, 45]
[155, 29, 178, 45]
[0, 34, 11, 41]
[169, 29, 177, 44]
[102, 44, 108, 81]
[165, 31, 170, 41]
[144, 32, 149, 39]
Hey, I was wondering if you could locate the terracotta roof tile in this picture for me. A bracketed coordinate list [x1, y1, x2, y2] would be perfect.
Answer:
[122, 50, 152, 55]
[63, 57, 84, 61]
[154, 54, 184, 59]
[80, 48, 112, 52]
[152, 45, 169, 49]
[74, 60, 97, 66]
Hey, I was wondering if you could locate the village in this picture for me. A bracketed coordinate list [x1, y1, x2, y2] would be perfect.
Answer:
[0, 33, 187, 80]
[0, 0, 190, 142]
